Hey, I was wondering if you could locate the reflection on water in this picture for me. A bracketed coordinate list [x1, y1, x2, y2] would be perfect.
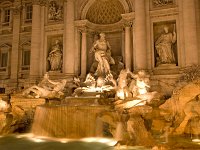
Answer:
[0, 134, 114, 150]
[0, 134, 150, 150]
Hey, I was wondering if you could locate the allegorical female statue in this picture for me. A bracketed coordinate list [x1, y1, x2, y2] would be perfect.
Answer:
[48, 39, 62, 71]
[90, 33, 115, 76]
[155, 25, 176, 66]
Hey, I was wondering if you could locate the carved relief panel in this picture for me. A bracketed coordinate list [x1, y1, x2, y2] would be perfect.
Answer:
[153, 20, 178, 67]
[150, 0, 177, 10]
[47, 0, 63, 22]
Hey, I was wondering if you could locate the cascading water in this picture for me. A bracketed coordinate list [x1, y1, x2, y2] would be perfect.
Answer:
[31, 98, 110, 138]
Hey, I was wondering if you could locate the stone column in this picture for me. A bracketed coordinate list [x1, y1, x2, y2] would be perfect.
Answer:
[80, 29, 87, 77]
[134, 0, 147, 70]
[183, 0, 199, 65]
[74, 28, 81, 76]
[124, 22, 132, 70]
[121, 30, 125, 64]
[39, 3, 45, 76]
[10, 6, 21, 81]
[63, 0, 75, 75]
[30, 1, 41, 78]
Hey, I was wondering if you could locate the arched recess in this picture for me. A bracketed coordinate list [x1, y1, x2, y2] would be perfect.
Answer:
[77, 0, 134, 74]
[80, 0, 131, 20]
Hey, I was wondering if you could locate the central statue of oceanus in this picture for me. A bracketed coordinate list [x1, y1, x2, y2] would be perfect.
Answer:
[90, 33, 115, 77]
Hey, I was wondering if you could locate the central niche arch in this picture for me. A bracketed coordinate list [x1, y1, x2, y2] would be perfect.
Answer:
[86, 0, 125, 24]
[80, 0, 130, 22]
[78, 0, 132, 73]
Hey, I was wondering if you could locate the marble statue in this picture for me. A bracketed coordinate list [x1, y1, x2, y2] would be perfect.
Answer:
[84, 73, 96, 87]
[116, 69, 134, 100]
[0, 99, 10, 112]
[116, 69, 154, 102]
[129, 70, 150, 97]
[48, 39, 62, 71]
[22, 73, 67, 99]
[90, 33, 115, 77]
[155, 25, 176, 66]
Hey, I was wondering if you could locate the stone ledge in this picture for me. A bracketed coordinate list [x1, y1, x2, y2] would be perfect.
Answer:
[10, 96, 45, 110]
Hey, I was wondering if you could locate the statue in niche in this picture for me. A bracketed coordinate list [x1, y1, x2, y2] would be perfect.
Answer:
[155, 25, 176, 66]
[48, 39, 62, 71]
[48, 1, 63, 21]
[90, 33, 115, 77]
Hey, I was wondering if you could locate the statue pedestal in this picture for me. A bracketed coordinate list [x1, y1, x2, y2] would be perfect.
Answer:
[153, 64, 179, 75]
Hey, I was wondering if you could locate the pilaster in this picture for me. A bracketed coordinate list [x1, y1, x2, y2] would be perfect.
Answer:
[63, 0, 75, 75]
[30, 2, 41, 78]
[10, 3, 21, 83]
[182, 0, 199, 66]
[134, 0, 147, 70]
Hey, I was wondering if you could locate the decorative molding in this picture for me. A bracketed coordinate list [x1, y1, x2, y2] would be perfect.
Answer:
[75, 19, 124, 33]
[19, 40, 31, 48]
[150, 7, 178, 18]
[0, 43, 11, 48]
[74, 19, 88, 27]
[121, 12, 135, 20]
[45, 24, 64, 32]
[152, 0, 175, 7]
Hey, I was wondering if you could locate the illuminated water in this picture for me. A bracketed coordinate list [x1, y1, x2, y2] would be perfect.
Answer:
[0, 134, 150, 150]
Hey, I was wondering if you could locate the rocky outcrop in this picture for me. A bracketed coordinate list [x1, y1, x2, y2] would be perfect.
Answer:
[0, 95, 45, 134]
[159, 80, 200, 135]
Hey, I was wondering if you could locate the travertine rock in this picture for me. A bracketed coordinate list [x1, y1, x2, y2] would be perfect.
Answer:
[159, 80, 200, 135]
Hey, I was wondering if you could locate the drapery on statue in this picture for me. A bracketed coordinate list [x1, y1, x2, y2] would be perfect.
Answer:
[90, 33, 115, 77]
[22, 73, 67, 99]
[155, 25, 176, 66]
[48, 39, 62, 71]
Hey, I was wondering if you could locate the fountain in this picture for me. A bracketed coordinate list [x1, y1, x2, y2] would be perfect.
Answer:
[1, 34, 200, 150]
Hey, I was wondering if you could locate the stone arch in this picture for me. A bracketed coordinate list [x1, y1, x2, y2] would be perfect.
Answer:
[80, 0, 131, 21]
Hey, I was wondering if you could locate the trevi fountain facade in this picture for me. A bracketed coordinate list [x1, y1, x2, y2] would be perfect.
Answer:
[0, 0, 200, 150]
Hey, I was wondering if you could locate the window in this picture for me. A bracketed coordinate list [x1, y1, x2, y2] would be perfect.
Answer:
[4, 9, 10, 23]
[25, 4, 32, 21]
[22, 50, 30, 66]
[1, 52, 8, 67]
[0, 44, 11, 73]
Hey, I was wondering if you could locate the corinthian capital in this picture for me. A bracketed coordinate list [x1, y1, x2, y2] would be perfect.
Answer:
[121, 12, 134, 27]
